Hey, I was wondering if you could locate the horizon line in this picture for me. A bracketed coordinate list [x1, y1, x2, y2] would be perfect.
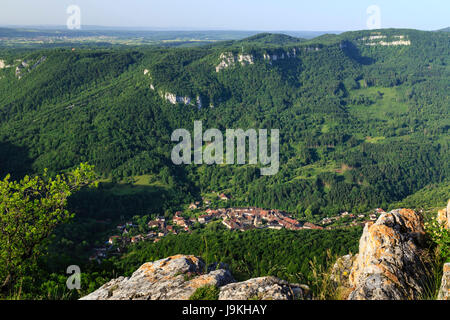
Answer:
[0, 24, 447, 33]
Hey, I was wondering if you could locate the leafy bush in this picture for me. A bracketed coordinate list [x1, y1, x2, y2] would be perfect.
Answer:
[189, 285, 220, 300]
[425, 216, 450, 262]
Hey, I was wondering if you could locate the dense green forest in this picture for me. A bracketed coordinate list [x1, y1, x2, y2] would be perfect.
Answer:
[111, 226, 362, 282]
[0, 28, 448, 298]
[1, 29, 448, 216]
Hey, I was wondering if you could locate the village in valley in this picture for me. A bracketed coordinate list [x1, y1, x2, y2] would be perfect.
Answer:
[88, 192, 387, 262]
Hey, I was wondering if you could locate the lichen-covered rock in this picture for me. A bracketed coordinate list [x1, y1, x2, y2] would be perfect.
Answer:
[80, 255, 235, 300]
[437, 263, 450, 300]
[331, 253, 357, 289]
[437, 199, 450, 229]
[348, 209, 430, 300]
[218, 276, 310, 300]
[80, 254, 309, 300]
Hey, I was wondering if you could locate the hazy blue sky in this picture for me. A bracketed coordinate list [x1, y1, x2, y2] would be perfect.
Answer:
[1, 0, 448, 31]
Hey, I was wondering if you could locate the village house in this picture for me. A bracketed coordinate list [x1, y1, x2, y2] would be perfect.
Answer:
[302, 222, 323, 230]
[189, 217, 197, 224]
[188, 203, 198, 210]
[148, 220, 160, 228]
[174, 217, 188, 228]
[222, 219, 237, 230]
[253, 216, 261, 227]
[131, 235, 144, 243]
[283, 217, 299, 225]
[173, 215, 186, 225]
[322, 217, 332, 224]
[145, 232, 156, 239]
[167, 225, 177, 234]
[267, 221, 282, 230]
[198, 214, 211, 224]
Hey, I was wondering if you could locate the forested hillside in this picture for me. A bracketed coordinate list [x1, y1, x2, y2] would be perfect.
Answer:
[1, 29, 448, 218]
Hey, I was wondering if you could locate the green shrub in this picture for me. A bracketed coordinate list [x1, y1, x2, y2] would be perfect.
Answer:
[189, 285, 220, 300]
[425, 216, 450, 262]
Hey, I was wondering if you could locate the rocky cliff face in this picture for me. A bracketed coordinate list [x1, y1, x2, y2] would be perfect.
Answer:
[347, 209, 430, 300]
[332, 203, 450, 300]
[215, 47, 321, 72]
[357, 34, 411, 46]
[215, 52, 254, 72]
[80, 255, 309, 300]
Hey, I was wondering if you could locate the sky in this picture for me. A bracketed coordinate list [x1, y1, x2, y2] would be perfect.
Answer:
[0, 0, 448, 31]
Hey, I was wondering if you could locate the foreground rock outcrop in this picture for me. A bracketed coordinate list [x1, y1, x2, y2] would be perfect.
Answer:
[332, 202, 450, 301]
[437, 199, 450, 229]
[219, 277, 309, 300]
[347, 209, 430, 300]
[80, 255, 233, 300]
[80, 255, 309, 300]
[437, 263, 450, 300]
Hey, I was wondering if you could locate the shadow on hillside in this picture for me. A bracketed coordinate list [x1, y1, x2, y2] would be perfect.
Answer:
[341, 41, 375, 65]
[67, 182, 184, 220]
[0, 141, 33, 180]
